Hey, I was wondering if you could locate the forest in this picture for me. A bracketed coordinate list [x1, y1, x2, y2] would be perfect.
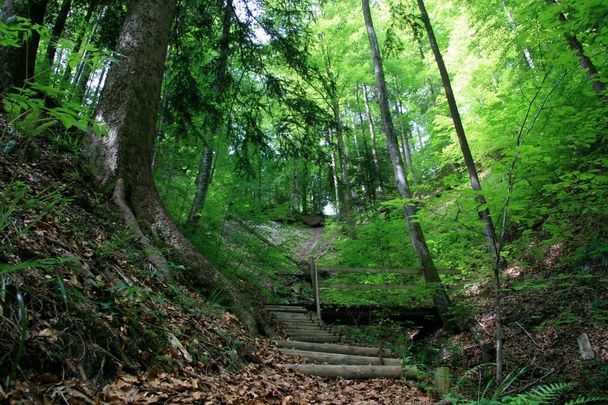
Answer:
[0, 0, 607, 403]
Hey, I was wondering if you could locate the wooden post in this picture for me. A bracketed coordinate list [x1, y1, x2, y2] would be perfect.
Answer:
[309, 257, 321, 319]
[434, 367, 451, 395]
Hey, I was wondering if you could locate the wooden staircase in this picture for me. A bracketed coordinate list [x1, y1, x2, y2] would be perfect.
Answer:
[265, 305, 416, 380]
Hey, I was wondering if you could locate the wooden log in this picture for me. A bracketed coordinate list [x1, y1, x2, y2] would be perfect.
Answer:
[287, 336, 342, 343]
[319, 283, 417, 290]
[434, 367, 451, 395]
[272, 317, 314, 322]
[279, 349, 403, 366]
[274, 340, 392, 357]
[317, 266, 459, 275]
[278, 364, 417, 379]
[285, 332, 333, 337]
[285, 327, 330, 332]
[270, 313, 311, 318]
[317, 266, 419, 275]
[265, 306, 308, 313]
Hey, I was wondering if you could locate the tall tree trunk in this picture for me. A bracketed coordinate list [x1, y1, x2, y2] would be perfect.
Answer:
[87, 63, 107, 112]
[301, 162, 309, 213]
[85, 0, 256, 333]
[0, 0, 49, 96]
[348, 101, 368, 200]
[501, 0, 536, 69]
[46, 0, 72, 66]
[332, 98, 353, 219]
[187, 144, 214, 227]
[416, 0, 503, 382]
[327, 130, 341, 215]
[546, 0, 605, 95]
[417, 0, 499, 264]
[187, 0, 234, 228]
[361, 0, 452, 324]
[355, 84, 374, 202]
[61, 0, 97, 85]
[362, 84, 385, 198]
[292, 159, 300, 212]
[396, 99, 417, 184]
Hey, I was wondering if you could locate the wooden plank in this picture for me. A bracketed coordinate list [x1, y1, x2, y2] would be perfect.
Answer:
[317, 266, 460, 275]
[319, 283, 417, 290]
[269, 313, 309, 318]
[279, 349, 403, 366]
[283, 328, 327, 332]
[317, 266, 419, 275]
[287, 333, 338, 339]
[274, 340, 392, 357]
[290, 335, 342, 343]
[278, 364, 416, 379]
[265, 307, 307, 313]
[311, 258, 321, 319]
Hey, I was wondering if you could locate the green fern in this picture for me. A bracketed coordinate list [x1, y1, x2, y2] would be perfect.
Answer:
[565, 397, 608, 405]
[502, 382, 576, 404]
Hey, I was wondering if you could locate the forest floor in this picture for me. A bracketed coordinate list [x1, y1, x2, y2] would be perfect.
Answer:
[0, 126, 432, 403]
[1, 122, 607, 403]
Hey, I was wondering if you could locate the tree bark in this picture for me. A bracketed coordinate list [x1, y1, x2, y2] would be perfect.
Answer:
[501, 0, 536, 69]
[46, 0, 72, 65]
[396, 99, 417, 184]
[292, 159, 300, 212]
[332, 98, 353, 219]
[416, 0, 502, 381]
[85, 0, 256, 332]
[0, 0, 49, 96]
[361, 0, 452, 324]
[301, 161, 309, 213]
[187, 143, 215, 227]
[545, 0, 605, 96]
[186, 0, 233, 227]
[416, 0, 499, 264]
[355, 84, 374, 202]
[362, 84, 385, 198]
[327, 130, 341, 215]
[61, 0, 97, 86]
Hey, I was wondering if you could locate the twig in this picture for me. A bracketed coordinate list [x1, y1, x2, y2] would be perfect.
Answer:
[515, 321, 538, 346]
[477, 320, 492, 337]
[502, 368, 555, 396]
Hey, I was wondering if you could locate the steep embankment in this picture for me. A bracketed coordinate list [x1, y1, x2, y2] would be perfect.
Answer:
[0, 126, 430, 403]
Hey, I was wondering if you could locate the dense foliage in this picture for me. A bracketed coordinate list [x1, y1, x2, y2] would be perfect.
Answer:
[1, 0, 607, 400]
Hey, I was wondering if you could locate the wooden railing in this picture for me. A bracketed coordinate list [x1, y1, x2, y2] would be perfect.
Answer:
[308, 258, 427, 319]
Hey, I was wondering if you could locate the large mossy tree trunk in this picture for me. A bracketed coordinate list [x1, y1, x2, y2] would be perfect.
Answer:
[361, 0, 452, 326]
[86, 0, 256, 333]
[0, 0, 49, 96]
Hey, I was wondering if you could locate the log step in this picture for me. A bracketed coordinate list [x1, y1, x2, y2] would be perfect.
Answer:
[287, 333, 338, 339]
[279, 364, 416, 379]
[284, 325, 330, 330]
[265, 306, 307, 313]
[287, 336, 342, 343]
[279, 349, 402, 366]
[275, 340, 393, 357]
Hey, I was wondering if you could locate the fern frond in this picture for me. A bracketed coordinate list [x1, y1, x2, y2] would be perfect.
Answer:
[508, 382, 576, 404]
[565, 396, 608, 405]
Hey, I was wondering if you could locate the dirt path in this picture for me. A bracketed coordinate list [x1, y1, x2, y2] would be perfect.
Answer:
[297, 226, 325, 262]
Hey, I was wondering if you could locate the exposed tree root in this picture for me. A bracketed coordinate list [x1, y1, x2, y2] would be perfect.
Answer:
[112, 178, 170, 277]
